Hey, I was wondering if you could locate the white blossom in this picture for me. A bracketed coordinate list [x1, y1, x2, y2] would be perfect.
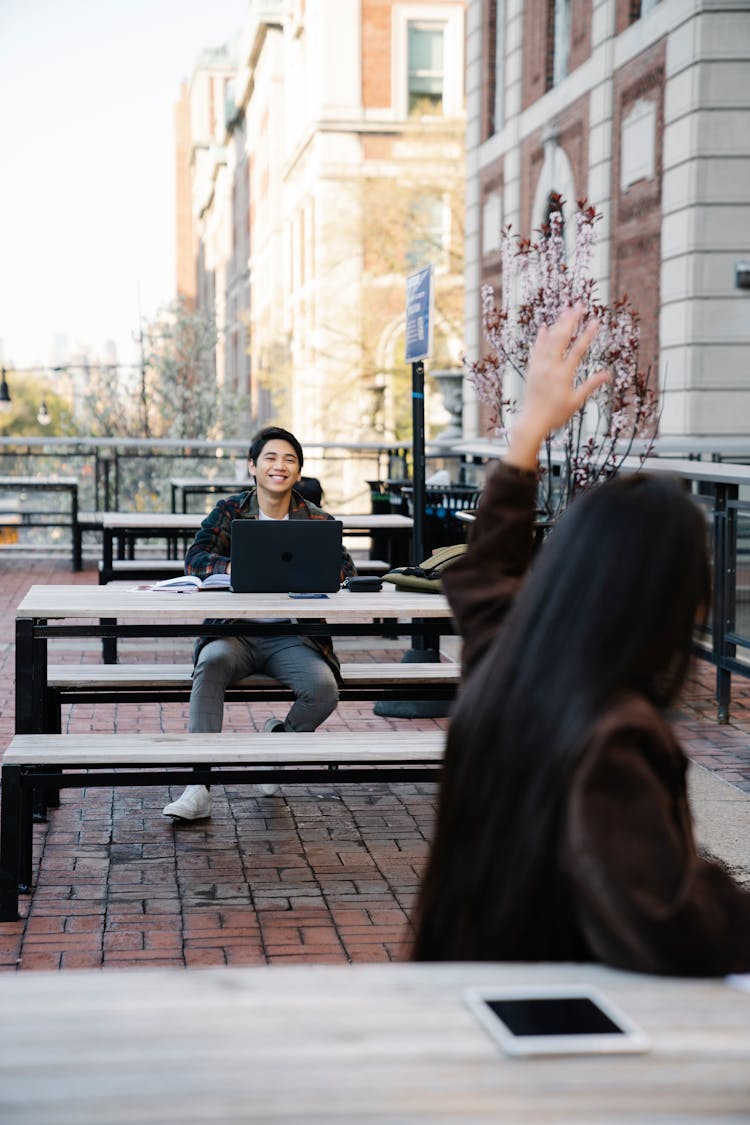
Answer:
[466, 198, 657, 516]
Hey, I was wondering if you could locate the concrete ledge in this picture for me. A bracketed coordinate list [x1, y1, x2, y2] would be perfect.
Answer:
[688, 762, 750, 888]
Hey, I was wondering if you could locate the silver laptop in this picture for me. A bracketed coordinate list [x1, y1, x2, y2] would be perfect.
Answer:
[229, 518, 344, 593]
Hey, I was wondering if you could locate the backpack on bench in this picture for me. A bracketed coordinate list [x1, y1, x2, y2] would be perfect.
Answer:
[382, 542, 467, 594]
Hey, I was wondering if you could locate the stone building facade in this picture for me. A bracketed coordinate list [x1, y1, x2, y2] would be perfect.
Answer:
[175, 0, 467, 451]
[465, 0, 750, 439]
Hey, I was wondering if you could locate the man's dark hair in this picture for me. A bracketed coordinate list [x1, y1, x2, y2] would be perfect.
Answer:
[248, 426, 304, 469]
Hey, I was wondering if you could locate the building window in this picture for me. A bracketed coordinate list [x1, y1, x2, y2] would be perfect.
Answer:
[493, 0, 505, 132]
[552, 0, 571, 87]
[482, 192, 502, 257]
[393, 5, 463, 120]
[408, 21, 445, 115]
[620, 99, 656, 190]
[631, 0, 660, 21]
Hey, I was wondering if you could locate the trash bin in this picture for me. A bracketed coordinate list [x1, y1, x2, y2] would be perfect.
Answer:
[401, 483, 483, 554]
[367, 479, 402, 563]
[366, 480, 391, 515]
[385, 479, 410, 516]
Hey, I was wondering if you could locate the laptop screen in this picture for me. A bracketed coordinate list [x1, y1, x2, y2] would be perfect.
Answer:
[229, 518, 344, 593]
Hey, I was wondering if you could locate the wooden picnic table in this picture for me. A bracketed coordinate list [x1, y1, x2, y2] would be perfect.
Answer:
[170, 475, 252, 511]
[0, 961, 747, 1122]
[14, 583, 453, 732]
[98, 510, 415, 578]
[0, 475, 80, 569]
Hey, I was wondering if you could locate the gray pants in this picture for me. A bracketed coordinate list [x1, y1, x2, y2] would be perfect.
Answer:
[189, 635, 339, 733]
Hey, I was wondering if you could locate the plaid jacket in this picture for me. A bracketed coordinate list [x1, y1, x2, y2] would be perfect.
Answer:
[186, 487, 357, 679]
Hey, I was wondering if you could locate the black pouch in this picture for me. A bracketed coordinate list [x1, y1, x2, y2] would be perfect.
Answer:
[345, 576, 383, 592]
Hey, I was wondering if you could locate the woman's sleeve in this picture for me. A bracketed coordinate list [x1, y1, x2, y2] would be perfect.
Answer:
[565, 718, 750, 976]
[440, 460, 537, 675]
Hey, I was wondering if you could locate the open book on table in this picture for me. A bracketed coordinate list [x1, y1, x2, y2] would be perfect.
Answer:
[140, 572, 231, 592]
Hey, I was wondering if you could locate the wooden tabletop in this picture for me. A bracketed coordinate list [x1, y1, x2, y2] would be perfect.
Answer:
[16, 583, 451, 620]
[100, 511, 413, 530]
[0, 962, 747, 1123]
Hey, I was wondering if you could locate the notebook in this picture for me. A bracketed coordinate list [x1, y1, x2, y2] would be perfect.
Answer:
[229, 518, 344, 593]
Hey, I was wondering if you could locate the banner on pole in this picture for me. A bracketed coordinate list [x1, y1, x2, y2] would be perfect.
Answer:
[405, 265, 434, 363]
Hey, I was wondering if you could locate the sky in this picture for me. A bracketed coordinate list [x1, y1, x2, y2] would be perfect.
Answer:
[0, 0, 249, 372]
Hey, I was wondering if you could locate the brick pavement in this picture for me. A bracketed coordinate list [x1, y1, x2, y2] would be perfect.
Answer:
[1, 557, 749, 972]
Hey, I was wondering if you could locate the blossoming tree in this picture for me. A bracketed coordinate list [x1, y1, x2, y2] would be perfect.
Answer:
[467, 197, 658, 517]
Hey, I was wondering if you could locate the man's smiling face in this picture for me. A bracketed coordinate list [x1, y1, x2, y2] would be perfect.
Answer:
[249, 439, 302, 499]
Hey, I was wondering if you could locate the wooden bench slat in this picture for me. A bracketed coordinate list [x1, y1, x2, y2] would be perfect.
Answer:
[99, 559, 184, 572]
[46, 661, 459, 689]
[4, 731, 443, 766]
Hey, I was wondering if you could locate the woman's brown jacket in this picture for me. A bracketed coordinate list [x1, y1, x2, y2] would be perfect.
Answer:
[440, 461, 750, 975]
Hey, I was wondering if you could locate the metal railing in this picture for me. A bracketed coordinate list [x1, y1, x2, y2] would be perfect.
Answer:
[0, 436, 420, 514]
[458, 442, 750, 723]
[0, 434, 465, 554]
[5, 435, 750, 721]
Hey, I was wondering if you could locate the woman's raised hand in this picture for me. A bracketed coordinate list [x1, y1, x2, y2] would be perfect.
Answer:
[507, 304, 611, 471]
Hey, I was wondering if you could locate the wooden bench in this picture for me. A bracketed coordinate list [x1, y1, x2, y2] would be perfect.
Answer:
[98, 557, 392, 584]
[0, 730, 445, 921]
[43, 661, 459, 731]
[98, 558, 185, 583]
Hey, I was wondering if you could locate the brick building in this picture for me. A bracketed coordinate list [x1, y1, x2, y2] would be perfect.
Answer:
[175, 0, 467, 453]
[464, 0, 750, 439]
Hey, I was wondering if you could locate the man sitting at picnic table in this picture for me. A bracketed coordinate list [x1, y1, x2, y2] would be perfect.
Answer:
[163, 425, 356, 821]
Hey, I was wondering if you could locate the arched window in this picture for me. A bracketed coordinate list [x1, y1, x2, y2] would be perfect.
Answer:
[543, 190, 565, 235]
[531, 138, 576, 258]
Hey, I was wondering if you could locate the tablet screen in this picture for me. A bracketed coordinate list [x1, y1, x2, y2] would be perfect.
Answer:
[486, 996, 625, 1037]
[464, 985, 651, 1055]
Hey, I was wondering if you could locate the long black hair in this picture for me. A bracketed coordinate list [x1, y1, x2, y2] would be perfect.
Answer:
[412, 472, 710, 961]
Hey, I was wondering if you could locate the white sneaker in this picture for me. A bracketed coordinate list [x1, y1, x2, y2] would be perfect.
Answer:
[162, 785, 211, 821]
[258, 718, 284, 794]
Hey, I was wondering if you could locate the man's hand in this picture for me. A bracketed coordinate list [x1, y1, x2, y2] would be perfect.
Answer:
[507, 304, 611, 471]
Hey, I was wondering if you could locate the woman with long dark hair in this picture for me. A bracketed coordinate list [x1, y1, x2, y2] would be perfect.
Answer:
[413, 305, 750, 975]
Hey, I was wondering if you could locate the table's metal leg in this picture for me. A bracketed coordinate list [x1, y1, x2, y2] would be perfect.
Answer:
[0, 765, 21, 921]
[100, 529, 114, 584]
[32, 770, 48, 824]
[16, 618, 47, 736]
[71, 485, 81, 571]
[19, 780, 34, 891]
[39, 686, 62, 809]
[15, 618, 35, 734]
[102, 618, 118, 664]
[374, 622, 448, 719]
